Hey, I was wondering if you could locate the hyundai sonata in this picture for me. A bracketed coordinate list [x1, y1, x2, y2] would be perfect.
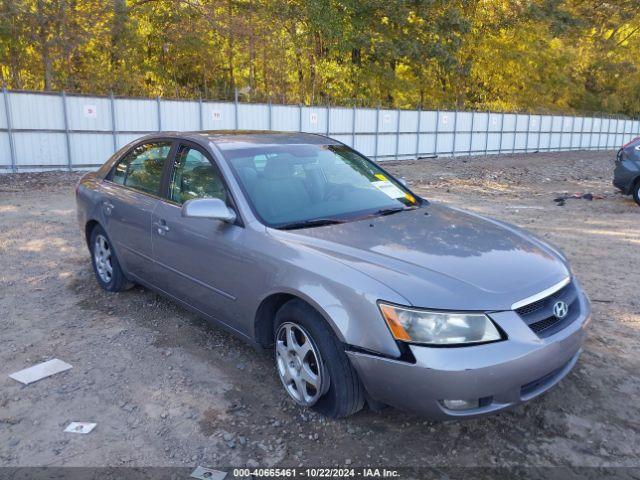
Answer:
[76, 131, 591, 419]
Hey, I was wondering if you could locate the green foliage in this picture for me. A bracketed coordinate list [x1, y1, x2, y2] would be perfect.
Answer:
[1, 0, 638, 115]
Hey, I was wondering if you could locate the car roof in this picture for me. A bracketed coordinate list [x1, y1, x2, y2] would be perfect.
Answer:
[145, 130, 338, 151]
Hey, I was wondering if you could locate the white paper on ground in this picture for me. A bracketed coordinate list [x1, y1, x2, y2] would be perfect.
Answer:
[190, 466, 227, 480]
[9, 359, 72, 385]
[64, 422, 97, 434]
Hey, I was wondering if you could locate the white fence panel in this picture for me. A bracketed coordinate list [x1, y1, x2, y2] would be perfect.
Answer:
[1, 89, 638, 172]
[114, 98, 158, 132]
[11, 93, 64, 130]
[329, 107, 353, 134]
[202, 102, 236, 130]
[13, 132, 67, 167]
[66, 96, 112, 131]
[272, 105, 300, 132]
[160, 100, 200, 131]
[0, 133, 12, 171]
[70, 133, 114, 166]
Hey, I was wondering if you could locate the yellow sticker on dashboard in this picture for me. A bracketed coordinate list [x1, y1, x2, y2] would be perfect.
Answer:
[374, 173, 387, 181]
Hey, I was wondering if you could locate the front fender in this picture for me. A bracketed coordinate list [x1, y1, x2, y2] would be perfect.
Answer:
[255, 238, 408, 358]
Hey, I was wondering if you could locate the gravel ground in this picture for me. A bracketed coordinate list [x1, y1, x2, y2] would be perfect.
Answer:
[0, 150, 639, 469]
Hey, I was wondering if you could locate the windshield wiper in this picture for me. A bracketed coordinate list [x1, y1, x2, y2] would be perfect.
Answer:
[276, 218, 346, 230]
[375, 206, 417, 217]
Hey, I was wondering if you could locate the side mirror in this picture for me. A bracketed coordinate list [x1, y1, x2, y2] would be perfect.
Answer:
[398, 177, 408, 187]
[181, 198, 237, 223]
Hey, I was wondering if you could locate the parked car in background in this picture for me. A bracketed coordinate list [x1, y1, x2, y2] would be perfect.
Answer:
[76, 131, 591, 419]
[614, 136, 640, 205]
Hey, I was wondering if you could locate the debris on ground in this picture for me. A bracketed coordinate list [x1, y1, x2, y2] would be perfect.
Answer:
[190, 466, 227, 480]
[64, 422, 97, 434]
[9, 359, 72, 385]
[553, 192, 607, 205]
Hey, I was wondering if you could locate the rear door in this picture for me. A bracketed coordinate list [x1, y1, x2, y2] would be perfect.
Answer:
[150, 142, 248, 330]
[102, 140, 175, 280]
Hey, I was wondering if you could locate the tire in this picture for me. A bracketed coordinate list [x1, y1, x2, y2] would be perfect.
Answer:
[274, 299, 364, 418]
[89, 224, 133, 292]
[633, 179, 640, 206]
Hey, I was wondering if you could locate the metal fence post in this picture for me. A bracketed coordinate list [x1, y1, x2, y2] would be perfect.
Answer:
[588, 117, 594, 150]
[2, 86, 17, 172]
[536, 115, 542, 152]
[498, 112, 505, 154]
[156, 96, 162, 131]
[468, 110, 475, 156]
[569, 115, 575, 150]
[198, 96, 203, 130]
[608, 117, 615, 149]
[326, 103, 330, 137]
[351, 104, 357, 148]
[394, 108, 401, 160]
[597, 116, 604, 151]
[298, 104, 303, 132]
[524, 113, 531, 153]
[483, 111, 490, 155]
[415, 106, 421, 160]
[109, 92, 117, 153]
[433, 109, 440, 156]
[451, 111, 458, 157]
[61, 91, 72, 170]
[234, 88, 239, 131]
[511, 114, 517, 154]
[373, 106, 380, 160]
[268, 100, 272, 131]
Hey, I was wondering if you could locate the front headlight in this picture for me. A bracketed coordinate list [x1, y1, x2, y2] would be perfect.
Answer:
[379, 303, 502, 346]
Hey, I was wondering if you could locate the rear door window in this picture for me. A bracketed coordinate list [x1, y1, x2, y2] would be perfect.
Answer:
[110, 142, 172, 195]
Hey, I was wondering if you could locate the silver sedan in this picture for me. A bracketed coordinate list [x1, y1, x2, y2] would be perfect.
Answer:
[76, 131, 591, 419]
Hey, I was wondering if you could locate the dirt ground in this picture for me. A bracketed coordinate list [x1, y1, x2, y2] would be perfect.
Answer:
[0, 150, 639, 469]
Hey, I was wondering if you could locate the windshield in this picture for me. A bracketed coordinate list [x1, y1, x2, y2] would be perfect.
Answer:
[224, 144, 420, 228]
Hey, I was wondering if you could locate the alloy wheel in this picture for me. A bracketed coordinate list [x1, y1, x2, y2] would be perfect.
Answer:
[275, 322, 325, 406]
[93, 234, 113, 284]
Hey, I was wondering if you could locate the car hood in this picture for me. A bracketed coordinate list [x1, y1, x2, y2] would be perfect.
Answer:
[271, 203, 570, 311]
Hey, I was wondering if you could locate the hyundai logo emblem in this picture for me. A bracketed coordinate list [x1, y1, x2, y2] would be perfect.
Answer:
[553, 301, 569, 319]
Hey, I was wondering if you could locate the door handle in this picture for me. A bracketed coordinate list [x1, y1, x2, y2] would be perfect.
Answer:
[103, 201, 114, 215]
[154, 219, 170, 235]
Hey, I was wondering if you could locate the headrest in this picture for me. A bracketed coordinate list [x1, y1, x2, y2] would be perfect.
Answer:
[263, 158, 295, 179]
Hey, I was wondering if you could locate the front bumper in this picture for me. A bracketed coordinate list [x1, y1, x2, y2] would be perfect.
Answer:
[348, 289, 591, 420]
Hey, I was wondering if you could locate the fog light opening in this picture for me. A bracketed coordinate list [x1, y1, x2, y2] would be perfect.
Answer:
[441, 399, 480, 411]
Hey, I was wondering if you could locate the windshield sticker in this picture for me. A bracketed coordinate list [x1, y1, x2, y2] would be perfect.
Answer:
[372, 180, 405, 199]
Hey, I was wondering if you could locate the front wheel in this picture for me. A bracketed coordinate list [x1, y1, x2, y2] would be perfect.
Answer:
[633, 180, 640, 206]
[274, 299, 364, 418]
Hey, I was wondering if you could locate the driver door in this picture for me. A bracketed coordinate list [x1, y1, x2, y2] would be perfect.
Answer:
[151, 143, 247, 330]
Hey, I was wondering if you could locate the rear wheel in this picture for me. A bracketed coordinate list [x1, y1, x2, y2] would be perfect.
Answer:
[633, 179, 640, 206]
[89, 225, 132, 292]
[274, 299, 364, 418]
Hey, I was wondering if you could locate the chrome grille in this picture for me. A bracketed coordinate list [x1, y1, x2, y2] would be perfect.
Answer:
[515, 281, 579, 338]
